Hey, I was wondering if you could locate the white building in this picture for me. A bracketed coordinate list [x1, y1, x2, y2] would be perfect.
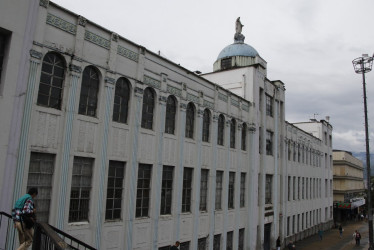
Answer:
[0, 1, 333, 249]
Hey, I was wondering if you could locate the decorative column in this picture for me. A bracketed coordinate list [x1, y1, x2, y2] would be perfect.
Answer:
[222, 119, 231, 249]
[233, 123, 242, 250]
[6, 50, 42, 250]
[125, 86, 144, 250]
[94, 76, 115, 248]
[272, 98, 279, 244]
[208, 113, 219, 250]
[56, 62, 81, 230]
[246, 123, 256, 250]
[173, 102, 187, 241]
[192, 108, 204, 248]
[152, 95, 167, 250]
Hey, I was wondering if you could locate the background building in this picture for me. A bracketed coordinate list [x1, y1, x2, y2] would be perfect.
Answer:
[333, 150, 365, 222]
[0, 1, 333, 249]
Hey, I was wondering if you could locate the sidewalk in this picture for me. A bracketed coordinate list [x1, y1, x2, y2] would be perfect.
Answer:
[294, 220, 370, 250]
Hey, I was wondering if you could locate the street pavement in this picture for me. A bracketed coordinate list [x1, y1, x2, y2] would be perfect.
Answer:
[293, 220, 370, 250]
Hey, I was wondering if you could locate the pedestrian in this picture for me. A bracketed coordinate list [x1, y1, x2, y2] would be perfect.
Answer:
[338, 225, 343, 238]
[276, 236, 281, 250]
[287, 241, 295, 250]
[170, 241, 180, 250]
[353, 230, 357, 245]
[318, 228, 323, 240]
[355, 230, 361, 246]
[11, 187, 38, 250]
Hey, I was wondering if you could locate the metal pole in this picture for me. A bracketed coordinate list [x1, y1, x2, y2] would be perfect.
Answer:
[361, 59, 373, 249]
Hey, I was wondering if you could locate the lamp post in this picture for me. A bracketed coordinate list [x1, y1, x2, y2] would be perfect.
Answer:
[352, 54, 373, 249]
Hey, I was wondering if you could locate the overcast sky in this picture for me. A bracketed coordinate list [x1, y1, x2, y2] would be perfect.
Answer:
[53, 0, 374, 153]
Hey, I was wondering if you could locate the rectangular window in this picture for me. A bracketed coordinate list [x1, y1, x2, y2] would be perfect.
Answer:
[292, 215, 295, 234]
[213, 234, 221, 250]
[160, 166, 174, 215]
[228, 172, 235, 209]
[198, 237, 207, 250]
[221, 57, 232, 70]
[136, 164, 152, 218]
[288, 176, 291, 201]
[69, 157, 93, 222]
[265, 175, 272, 204]
[266, 130, 273, 155]
[287, 216, 290, 236]
[0, 28, 11, 86]
[259, 127, 262, 154]
[293, 176, 296, 200]
[325, 179, 328, 198]
[105, 161, 125, 220]
[302, 177, 304, 199]
[238, 228, 245, 250]
[182, 168, 193, 213]
[200, 169, 209, 211]
[215, 171, 223, 210]
[226, 231, 233, 250]
[27, 152, 55, 223]
[297, 214, 300, 232]
[265, 94, 273, 117]
[298, 177, 300, 200]
[240, 173, 246, 207]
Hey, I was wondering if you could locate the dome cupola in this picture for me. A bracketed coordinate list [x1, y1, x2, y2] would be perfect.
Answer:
[213, 17, 260, 72]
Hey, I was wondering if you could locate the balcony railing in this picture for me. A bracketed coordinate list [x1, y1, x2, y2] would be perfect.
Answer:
[0, 211, 96, 250]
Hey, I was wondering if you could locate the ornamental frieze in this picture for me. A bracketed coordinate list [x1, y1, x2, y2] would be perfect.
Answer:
[46, 13, 77, 35]
[84, 30, 110, 49]
[117, 45, 139, 62]
[143, 75, 161, 89]
[167, 85, 182, 97]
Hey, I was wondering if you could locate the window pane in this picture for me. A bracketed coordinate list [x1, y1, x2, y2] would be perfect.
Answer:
[136, 164, 152, 217]
[165, 96, 176, 134]
[202, 109, 210, 142]
[78, 66, 99, 117]
[27, 152, 55, 223]
[141, 88, 155, 129]
[182, 168, 193, 212]
[69, 157, 93, 222]
[105, 161, 125, 220]
[185, 103, 195, 139]
[113, 78, 130, 124]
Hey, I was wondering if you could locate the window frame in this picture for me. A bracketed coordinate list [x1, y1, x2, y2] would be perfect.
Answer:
[136, 164, 152, 218]
[202, 109, 211, 142]
[217, 114, 225, 146]
[230, 119, 236, 148]
[37, 52, 65, 109]
[160, 165, 174, 215]
[265, 94, 273, 117]
[185, 102, 195, 139]
[69, 157, 93, 222]
[182, 167, 193, 213]
[265, 174, 272, 204]
[228, 172, 235, 209]
[199, 169, 209, 211]
[105, 160, 125, 221]
[266, 130, 273, 155]
[240, 173, 246, 207]
[215, 171, 223, 210]
[112, 77, 131, 124]
[141, 88, 155, 129]
[165, 95, 177, 134]
[241, 123, 247, 150]
[78, 66, 100, 117]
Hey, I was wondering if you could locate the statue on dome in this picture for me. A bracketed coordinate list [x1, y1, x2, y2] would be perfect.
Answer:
[235, 17, 243, 34]
[234, 17, 245, 43]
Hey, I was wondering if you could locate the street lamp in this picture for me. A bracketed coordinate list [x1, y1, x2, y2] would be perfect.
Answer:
[352, 54, 373, 249]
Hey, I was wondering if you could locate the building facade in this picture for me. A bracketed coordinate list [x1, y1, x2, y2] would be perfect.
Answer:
[333, 150, 365, 222]
[0, 1, 333, 249]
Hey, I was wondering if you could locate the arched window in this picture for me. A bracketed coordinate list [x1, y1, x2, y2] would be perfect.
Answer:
[202, 109, 211, 142]
[141, 87, 155, 129]
[37, 52, 65, 109]
[241, 123, 247, 150]
[185, 103, 195, 139]
[217, 114, 225, 146]
[230, 119, 236, 148]
[78, 66, 99, 117]
[113, 77, 130, 124]
[165, 95, 177, 134]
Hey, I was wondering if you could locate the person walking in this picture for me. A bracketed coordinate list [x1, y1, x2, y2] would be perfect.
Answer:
[11, 187, 38, 250]
[318, 228, 323, 240]
[170, 241, 180, 250]
[276, 236, 281, 250]
[339, 225, 343, 238]
[355, 230, 361, 246]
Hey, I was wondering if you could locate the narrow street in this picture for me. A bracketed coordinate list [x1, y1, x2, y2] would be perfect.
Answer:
[294, 220, 370, 250]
